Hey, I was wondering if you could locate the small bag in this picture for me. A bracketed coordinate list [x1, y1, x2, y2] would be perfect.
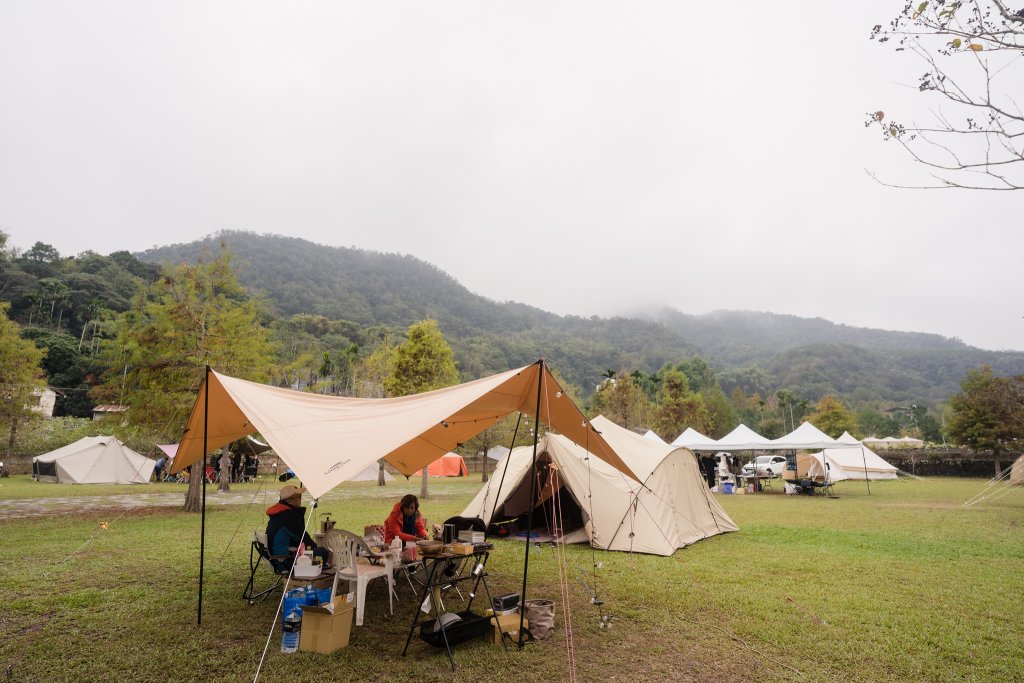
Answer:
[521, 599, 555, 640]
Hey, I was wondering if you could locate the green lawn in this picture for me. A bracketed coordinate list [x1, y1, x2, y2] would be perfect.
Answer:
[1, 475, 1022, 682]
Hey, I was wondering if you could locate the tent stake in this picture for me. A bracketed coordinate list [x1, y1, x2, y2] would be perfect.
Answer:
[198, 364, 209, 626]
[518, 360, 544, 649]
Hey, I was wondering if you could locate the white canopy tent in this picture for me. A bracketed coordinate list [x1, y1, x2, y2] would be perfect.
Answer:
[671, 426, 713, 448]
[460, 415, 737, 555]
[684, 423, 774, 451]
[32, 436, 155, 484]
[768, 421, 843, 450]
[643, 429, 667, 444]
[671, 420, 885, 492]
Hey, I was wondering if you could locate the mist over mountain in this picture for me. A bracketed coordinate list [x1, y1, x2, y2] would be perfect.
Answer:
[138, 231, 1024, 405]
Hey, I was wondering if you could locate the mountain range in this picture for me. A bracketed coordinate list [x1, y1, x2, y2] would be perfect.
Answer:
[138, 231, 1024, 406]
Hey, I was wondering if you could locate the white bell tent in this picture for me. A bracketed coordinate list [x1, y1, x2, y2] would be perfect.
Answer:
[32, 436, 155, 484]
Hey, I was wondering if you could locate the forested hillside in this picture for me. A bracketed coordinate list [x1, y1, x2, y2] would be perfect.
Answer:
[139, 232, 1024, 406]
[139, 232, 699, 393]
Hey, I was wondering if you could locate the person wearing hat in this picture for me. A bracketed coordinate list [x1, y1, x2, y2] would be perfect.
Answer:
[265, 484, 329, 571]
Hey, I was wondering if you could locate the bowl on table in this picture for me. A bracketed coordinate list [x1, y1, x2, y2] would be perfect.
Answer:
[416, 539, 444, 555]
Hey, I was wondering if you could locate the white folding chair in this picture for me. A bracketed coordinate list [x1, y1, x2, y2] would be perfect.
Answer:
[322, 530, 393, 626]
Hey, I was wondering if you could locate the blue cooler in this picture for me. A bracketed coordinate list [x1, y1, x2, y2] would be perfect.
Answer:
[722, 482, 734, 494]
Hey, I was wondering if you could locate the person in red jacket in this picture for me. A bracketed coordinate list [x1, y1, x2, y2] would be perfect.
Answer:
[384, 494, 428, 544]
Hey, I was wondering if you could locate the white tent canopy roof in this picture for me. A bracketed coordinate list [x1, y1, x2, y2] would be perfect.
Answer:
[643, 430, 667, 445]
[766, 421, 856, 450]
[837, 431, 860, 444]
[684, 421, 861, 451]
[686, 423, 772, 451]
[671, 426, 712, 448]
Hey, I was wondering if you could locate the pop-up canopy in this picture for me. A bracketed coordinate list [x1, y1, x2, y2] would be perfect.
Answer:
[170, 361, 638, 499]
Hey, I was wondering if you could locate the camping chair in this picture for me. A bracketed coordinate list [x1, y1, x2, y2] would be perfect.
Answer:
[242, 531, 290, 604]
[240, 462, 258, 483]
[322, 530, 394, 626]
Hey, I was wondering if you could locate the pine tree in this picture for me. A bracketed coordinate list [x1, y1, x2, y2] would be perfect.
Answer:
[384, 320, 459, 499]
[93, 247, 274, 511]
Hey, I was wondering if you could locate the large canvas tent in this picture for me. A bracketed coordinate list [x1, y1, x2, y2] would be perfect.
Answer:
[32, 436, 155, 484]
[417, 453, 469, 477]
[1011, 454, 1024, 486]
[348, 462, 395, 482]
[459, 415, 738, 556]
[806, 431, 899, 481]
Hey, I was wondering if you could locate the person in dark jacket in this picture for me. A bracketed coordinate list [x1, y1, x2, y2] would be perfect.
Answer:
[383, 494, 428, 545]
[265, 484, 328, 571]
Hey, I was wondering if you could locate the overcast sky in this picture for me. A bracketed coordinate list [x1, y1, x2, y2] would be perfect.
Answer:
[1, 2, 1020, 351]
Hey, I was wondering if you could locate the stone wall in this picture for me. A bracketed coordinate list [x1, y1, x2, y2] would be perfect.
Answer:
[880, 448, 1016, 478]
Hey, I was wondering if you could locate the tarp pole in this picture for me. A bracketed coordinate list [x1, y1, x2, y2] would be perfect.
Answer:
[518, 360, 543, 649]
[861, 445, 871, 495]
[488, 413, 523, 523]
[197, 364, 209, 626]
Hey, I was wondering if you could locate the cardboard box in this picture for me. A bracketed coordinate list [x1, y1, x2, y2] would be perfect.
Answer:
[485, 611, 528, 645]
[299, 592, 355, 654]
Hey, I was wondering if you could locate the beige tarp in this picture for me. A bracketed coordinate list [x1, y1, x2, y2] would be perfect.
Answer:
[170, 362, 637, 499]
[460, 415, 738, 556]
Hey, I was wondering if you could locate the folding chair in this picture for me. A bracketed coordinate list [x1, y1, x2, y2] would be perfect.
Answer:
[322, 530, 393, 626]
[242, 531, 290, 604]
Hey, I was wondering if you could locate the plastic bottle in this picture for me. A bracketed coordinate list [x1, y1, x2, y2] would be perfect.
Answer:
[281, 608, 302, 653]
[391, 536, 402, 556]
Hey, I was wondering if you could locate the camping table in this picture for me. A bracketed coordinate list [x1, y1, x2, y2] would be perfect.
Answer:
[401, 549, 502, 670]
[739, 473, 777, 493]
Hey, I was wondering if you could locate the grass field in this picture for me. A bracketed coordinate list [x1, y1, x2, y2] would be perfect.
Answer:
[1, 474, 1022, 682]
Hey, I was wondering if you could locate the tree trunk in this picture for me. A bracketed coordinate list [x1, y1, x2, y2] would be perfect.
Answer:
[481, 453, 489, 482]
[995, 460, 1002, 478]
[420, 466, 429, 500]
[218, 450, 231, 492]
[377, 460, 386, 486]
[7, 412, 19, 459]
[184, 461, 203, 512]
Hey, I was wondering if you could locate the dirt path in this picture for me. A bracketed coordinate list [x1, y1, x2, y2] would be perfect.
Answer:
[0, 490, 266, 519]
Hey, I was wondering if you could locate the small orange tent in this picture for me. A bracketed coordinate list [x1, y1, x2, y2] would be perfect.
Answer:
[416, 453, 469, 477]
